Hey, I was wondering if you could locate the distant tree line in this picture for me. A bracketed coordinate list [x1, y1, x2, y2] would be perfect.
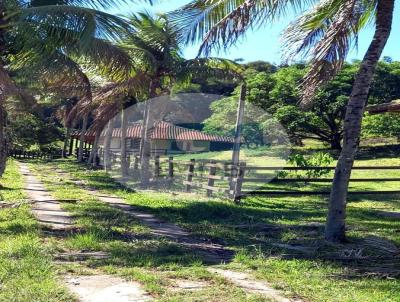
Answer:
[11, 60, 400, 152]
[200, 60, 400, 150]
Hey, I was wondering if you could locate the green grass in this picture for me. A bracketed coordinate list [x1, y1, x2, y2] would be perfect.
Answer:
[173, 146, 287, 167]
[28, 160, 270, 301]
[0, 160, 74, 302]
[28, 154, 400, 302]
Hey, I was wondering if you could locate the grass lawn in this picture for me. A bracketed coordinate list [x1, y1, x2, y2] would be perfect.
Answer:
[0, 160, 74, 302]
[28, 160, 271, 301]
[26, 152, 400, 302]
[172, 146, 288, 167]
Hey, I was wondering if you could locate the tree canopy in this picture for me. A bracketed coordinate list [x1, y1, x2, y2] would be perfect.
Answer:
[203, 60, 400, 149]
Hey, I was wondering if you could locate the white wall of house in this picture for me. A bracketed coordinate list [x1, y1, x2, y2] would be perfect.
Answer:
[102, 137, 211, 154]
[176, 140, 210, 152]
[110, 138, 121, 149]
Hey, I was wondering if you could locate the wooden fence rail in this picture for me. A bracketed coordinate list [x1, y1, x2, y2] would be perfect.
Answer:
[145, 156, 400, 200]
[8, 149, 62, 160]
[91, 152, 400, 201]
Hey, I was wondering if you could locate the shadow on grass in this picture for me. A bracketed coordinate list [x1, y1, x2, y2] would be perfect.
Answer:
[62, 199, 233, 267]
[44, 159, 400, 278]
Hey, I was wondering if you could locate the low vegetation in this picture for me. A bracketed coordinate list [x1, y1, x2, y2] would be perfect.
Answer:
[28, 160, 270, 301]
[0, 160, 74, 302]
[27, 153, 400, 302]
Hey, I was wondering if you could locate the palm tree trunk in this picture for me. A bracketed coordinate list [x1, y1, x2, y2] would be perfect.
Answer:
[0, 67, 17, 177]
[78, 115, 88, 162]
[88, 128, 101, 166]
[120, 109, 129, 177]
[62, 127, 71, 158]
[140, 80, 157, 186]
[0, 101, 6, 176]
[0, 4, 10, 176]
[326, 0, 394, 243]
[140, 100, 152, 185]
[104, 119, 113, 172]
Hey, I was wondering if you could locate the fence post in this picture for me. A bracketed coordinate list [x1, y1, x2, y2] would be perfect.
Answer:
[134, 155, 139, 170]
[224, 161, 233, 182]
[168, 156, 174, 179]
[127, 153, 131, 170]
[197, 161, 204, 181]
[154, 155, 160, 178]
[229, 163, 237, 195]
[207, 160, 217, 197]
[233, 162, 246, 203]
[185, 159, 195, 192]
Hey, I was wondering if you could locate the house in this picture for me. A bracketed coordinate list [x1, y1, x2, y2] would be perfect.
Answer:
[71, 121, 237, 155]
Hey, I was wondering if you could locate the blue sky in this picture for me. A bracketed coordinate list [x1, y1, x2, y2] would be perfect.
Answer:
[111, 1, 400, 64]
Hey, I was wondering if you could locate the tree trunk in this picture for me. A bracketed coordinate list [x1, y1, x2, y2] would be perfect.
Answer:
[88, 129, 100, 166]
[140, 100, 151, 186]
[230, 84, 246, 197]
[78, 115, 88, 162]
[0, 5, 12, 177]
[326, 0, 394, 243]
[140, 80, 157, 186]
[62, 127, 71, 158]
[329, 134, 342, 150]
[0, 67, 16, 176]
[120, 109, 129, 177]
[0, 102, 6, 176]
[103, 119, 113, 172]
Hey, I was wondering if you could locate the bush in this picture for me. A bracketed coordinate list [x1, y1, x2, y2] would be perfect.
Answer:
[281, 152, 334, 179]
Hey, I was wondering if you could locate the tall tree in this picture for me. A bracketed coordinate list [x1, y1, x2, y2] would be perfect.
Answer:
[55, 97, 78, 157]
[323, 0, 394, 242]
[92, 12, 241, 185]
[172, 0, 396, 242]
[0, 0, 146, 175]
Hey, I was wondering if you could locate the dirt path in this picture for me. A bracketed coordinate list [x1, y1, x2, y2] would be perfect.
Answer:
[208, 268, 301, 302]
[84, 187, 234, 264]
[19, 162, 153, 302]
[65, 274, 152, 302]
[20, 163, 74, 230]
[51, 165, 302, 302]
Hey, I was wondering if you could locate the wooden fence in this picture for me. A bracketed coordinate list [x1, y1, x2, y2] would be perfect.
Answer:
[13, 147, 400, 200]
[9, 149, 62, 160]
[240, 165, 400, 197]
[141, 156, 400, 200]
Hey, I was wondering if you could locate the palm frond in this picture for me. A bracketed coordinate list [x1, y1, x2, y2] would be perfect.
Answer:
[89, 100, 121, 132]
[181, 57, 243, 80]
[169, 0, 313, 56]
[283, 0, 376, 105]
[22, 0, 154, 10]
[54, 97, 79, 126]
[92, 72, 149, 105]
[65, 37, 136, 81]
[11, 49, 94, 126]
[10, 5, 132, 50]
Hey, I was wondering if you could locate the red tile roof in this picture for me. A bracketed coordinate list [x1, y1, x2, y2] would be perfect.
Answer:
[72, 121, 235, 143]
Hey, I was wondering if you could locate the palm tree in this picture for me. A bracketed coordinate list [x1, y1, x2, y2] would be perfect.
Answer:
[0, 0, 148, 175]
[55, 97, 78, 157]
[93, 12, 241, 184]
[171, 0, 395, 242]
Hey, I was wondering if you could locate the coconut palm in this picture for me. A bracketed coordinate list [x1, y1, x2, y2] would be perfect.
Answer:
[171, 0, 395, 242]
[0, 0, 149, 175]
[13, 47, 132, 162]
[55, 97, 78, 157]
[90, 12, 241, 184]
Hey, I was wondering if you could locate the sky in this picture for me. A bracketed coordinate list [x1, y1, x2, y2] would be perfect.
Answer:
[110, 1, 400, 65]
